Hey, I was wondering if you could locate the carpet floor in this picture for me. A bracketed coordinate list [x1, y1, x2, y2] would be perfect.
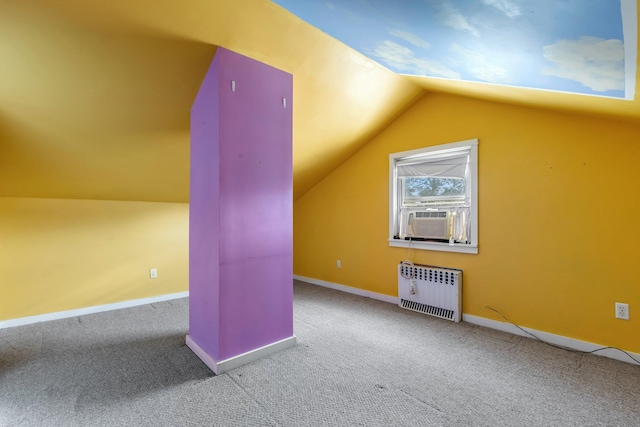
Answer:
[1, 280, 639, 426]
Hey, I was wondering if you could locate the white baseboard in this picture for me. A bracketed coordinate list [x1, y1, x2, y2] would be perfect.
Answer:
[294, 275, 399, 304]
[463, 313, 640, 365]
[186, 335, 297, 374]
[0, 291, 189, 329]
[294, 274, 640, 366]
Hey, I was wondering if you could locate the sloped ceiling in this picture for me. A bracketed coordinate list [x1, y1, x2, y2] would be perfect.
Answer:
[0, 0, 421, 202]
[0, 0, 639, 203]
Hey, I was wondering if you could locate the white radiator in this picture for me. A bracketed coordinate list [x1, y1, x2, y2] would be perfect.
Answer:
[398, 263, 462, 322]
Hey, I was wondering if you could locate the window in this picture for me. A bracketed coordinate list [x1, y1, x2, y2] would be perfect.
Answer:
[389, 139, 478, 254]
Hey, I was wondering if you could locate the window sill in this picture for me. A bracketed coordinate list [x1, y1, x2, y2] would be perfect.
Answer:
[388, 239, 478, 254]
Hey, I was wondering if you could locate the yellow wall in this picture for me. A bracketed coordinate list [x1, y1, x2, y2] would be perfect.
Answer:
[0, 197, 188, 320]
[294, 92, 640, 353]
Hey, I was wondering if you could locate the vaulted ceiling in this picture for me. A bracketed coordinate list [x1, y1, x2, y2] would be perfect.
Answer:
[1, 0, 639, 202]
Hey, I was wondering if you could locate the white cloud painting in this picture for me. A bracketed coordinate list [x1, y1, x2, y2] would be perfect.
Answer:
[273, 0, 636, 99]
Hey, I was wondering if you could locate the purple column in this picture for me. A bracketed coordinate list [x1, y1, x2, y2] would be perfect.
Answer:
[187, 48, 295, 374]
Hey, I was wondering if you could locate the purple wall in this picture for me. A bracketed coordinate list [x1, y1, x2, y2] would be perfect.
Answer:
[189, 48, 293, 362]
[189, 52, 221, 358]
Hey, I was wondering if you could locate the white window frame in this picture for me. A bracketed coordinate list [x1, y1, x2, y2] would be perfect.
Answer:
[389, 139, 478, 254]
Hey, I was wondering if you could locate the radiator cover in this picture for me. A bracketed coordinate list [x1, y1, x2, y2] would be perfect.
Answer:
[398, 263, 462, 322]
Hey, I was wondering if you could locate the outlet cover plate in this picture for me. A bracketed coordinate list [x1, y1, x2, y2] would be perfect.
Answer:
[615, 302, 629, 320]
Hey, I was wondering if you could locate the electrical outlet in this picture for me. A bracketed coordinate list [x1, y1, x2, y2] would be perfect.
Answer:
[336, 260, 341, 269]
[615, 302, 629, 320]
[149, 268, 158, 279]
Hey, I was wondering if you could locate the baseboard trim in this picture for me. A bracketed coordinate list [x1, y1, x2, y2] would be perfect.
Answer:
[0, 291, 189, 329]
[186, 335, 297, 374]
[293, 274, 639, 366]
[463, 313, 640, 365]
[293, 275, 399, 304]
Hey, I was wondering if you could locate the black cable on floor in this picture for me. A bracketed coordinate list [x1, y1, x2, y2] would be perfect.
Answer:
[484, 305, 640, 365]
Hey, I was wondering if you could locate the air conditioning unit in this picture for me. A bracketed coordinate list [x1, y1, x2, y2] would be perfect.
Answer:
[399, 209, 451, 240]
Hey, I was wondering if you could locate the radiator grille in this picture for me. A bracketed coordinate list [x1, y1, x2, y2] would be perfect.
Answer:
[398, 263, 462, 322]
[400, 265, 458, 285]
[400, 299, 455, 321]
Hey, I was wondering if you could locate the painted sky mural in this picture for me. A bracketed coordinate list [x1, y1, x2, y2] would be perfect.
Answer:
[273, 0, 636, 99]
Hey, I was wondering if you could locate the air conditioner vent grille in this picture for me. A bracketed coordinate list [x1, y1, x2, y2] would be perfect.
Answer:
[415, 211, 447, 218]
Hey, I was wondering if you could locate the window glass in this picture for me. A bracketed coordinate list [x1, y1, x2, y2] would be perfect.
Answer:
[403, 177, 466, 201]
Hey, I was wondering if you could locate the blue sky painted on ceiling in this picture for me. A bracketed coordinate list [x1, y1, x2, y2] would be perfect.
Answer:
[273, 0, 636, 99]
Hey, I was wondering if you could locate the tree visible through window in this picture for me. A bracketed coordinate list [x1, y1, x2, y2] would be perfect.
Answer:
[404, 177, 466, 199]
